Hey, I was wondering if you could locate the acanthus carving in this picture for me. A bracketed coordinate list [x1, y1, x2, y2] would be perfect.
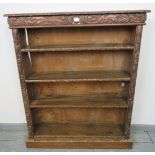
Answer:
[8, 13, 146, 28]
[82, 13, 146, 24]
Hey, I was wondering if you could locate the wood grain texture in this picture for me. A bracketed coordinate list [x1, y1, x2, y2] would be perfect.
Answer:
[21, 43, 134, 52]
[30, 94, 128, 108]
[26, 51, 132, 73]
[27, 27, 135, 46]
[25, 71, 130, 83]
[34, 122, 124, 137]
[28, 82, 128, 98]
[32, 108, 126, 124]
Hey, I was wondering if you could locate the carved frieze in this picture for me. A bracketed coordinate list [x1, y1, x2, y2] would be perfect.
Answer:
[8, 13, 146, 28]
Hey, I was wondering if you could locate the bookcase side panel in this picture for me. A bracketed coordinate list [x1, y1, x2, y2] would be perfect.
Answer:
[12, 29, 34, 137]
[124, 25, 143, 138]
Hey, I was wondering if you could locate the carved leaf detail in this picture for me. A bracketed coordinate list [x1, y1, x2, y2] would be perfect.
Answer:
[8, 13, 146, 27]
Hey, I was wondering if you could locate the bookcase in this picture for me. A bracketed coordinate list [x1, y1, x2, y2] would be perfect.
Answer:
[5, 10, 150, 148]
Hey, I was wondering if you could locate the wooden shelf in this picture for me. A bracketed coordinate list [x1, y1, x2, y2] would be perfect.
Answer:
[30, 95, 128, 108]
[25, 71, 130, 83]
[34, 122, 124, 138]
[21, 44, 134, 52]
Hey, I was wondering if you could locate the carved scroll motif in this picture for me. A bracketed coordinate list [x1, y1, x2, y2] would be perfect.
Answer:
[8, 13, 146, 27]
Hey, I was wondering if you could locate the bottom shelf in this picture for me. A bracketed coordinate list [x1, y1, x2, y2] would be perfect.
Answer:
[34, 122, 124, 138]
[27, 122, 132, 148]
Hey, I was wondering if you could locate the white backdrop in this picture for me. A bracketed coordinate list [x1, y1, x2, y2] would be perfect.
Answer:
[0, 3, 155, 124]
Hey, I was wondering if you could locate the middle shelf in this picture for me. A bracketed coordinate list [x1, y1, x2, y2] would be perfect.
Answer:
[30, 94, 128, 108]
[25, 71, 130, 83]
[21, 43, 134, 52]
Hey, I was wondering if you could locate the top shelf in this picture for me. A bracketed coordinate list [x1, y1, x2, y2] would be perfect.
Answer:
[21, 44, 134, 52]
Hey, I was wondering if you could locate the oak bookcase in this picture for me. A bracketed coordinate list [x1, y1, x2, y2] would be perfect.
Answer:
[5, 10, 150, 148]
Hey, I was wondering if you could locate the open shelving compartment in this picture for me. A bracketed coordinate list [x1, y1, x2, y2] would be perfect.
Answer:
[6, 10, 150, 148]
[22, 26, 133, 139]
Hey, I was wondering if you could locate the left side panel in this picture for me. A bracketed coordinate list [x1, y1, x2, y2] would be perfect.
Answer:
[12, 28, 34, 137]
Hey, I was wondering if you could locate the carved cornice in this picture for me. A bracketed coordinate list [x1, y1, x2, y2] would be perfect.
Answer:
[8, 13, 147, 28]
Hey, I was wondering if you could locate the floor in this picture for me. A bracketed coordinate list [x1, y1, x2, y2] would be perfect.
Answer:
[0, 124, 155, 152]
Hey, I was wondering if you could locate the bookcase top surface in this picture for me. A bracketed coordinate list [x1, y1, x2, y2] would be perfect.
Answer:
[4, 10, 150, 17]
[5, 10, 150, 28]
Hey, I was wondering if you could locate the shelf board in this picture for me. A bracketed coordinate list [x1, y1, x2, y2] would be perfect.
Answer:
[34, 122, 123, 138]
[21, 44, 134, 52]
[30, 95, 128, 108]
[25, 71, 130, 83]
